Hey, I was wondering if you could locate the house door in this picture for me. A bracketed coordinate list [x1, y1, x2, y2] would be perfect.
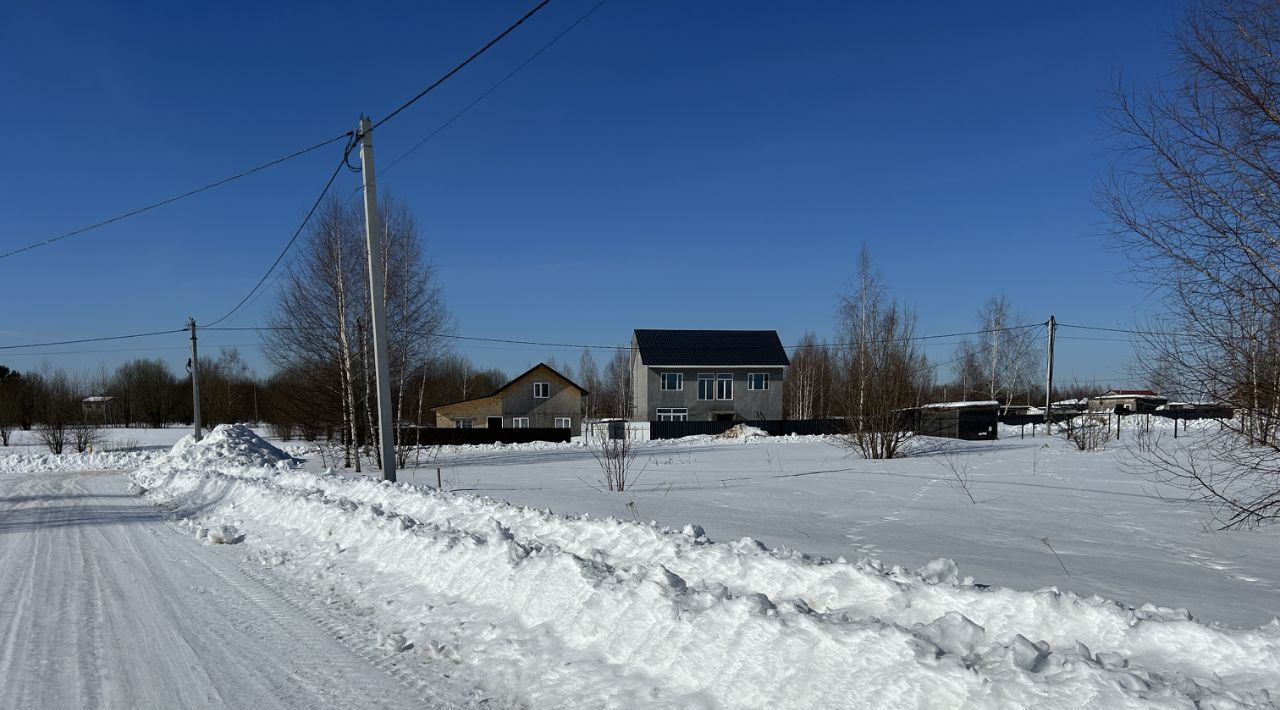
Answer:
[487, 417, 503, 429]
[713, 413, 735, 422]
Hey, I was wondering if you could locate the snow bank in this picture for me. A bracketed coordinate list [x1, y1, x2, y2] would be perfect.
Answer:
[718, 424, 768, 439]
[131, 425, 1280, 709]
[0, 449, 157, 473]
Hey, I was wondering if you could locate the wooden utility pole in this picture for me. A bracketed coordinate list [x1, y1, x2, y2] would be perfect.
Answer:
[188, 317, 202, 442]
[356, 116, 397, 483]
[1044, 315, 1056, 434]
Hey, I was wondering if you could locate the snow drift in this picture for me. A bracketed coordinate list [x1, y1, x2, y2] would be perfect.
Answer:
[132, 424, 1280, 709]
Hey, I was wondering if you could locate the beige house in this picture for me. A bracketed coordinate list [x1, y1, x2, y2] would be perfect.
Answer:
[433, 363, 587, 431]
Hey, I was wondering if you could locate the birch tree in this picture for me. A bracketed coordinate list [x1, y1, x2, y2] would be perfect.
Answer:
[1104, 0, 1280, 527]
[263, 195, 451, 471]
[836, 247, 929, 459]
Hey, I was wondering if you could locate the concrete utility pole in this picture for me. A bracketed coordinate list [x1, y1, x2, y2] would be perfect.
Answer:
[188, 317, 202, 442]
[356, 116, 397, 482]
[1044, 315, 1056, 434]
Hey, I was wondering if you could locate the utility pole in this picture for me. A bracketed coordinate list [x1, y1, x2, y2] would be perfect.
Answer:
[187, 317, 202, 442]
[356, 116, 397, 483]
[1044, 315, 1056, 434]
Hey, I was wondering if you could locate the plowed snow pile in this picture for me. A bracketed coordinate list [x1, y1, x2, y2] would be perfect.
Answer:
[0, 450, 157, 473]
[133, 424, 1280, 709]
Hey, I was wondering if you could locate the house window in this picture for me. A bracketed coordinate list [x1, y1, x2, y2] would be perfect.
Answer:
[512, 417, 530, 428]
[748, 373, 769, 391]
[533, 382, 549, 398]
[661, 372, 683, 391]
[656, 408, 688, 421]
[554, 417, 572, 428]
[697, 374, 714, 400]
[455, 419, 473, 429]
[716, 373, 733, 400]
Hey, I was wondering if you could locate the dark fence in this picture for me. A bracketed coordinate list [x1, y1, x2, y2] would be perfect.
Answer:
[1154, 406, 1235, 421]
[403, 427, 572, 446]
[648, 419, 849, 440]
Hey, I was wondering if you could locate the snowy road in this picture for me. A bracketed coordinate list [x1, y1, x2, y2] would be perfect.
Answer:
[0, 469, 466, 710]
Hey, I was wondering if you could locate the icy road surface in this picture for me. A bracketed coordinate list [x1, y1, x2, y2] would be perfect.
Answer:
[0, 469, 467, 710]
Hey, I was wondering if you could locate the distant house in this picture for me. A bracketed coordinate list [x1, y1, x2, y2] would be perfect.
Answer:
[907, 400, 1000, 441]
[1088, 389, 1168, 415]
[432, 363, 587, 430]
[82, 395, 115, 422]
[629, 329, 789, 422]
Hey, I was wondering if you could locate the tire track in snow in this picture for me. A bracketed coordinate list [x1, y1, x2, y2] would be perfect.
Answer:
[0, 475, 55, 710]
[170, 520, 475, 709]
[234, 559, 484, 707]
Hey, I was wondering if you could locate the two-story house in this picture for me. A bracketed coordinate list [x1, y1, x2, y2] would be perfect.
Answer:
[433, 363, 587, 430]
[629, 329, 789, 422]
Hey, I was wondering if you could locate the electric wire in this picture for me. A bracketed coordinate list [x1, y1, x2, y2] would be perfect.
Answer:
[1, 133, 351, 263]
[201, 322, 1046, 352]
[7, 0, 554, 268]
[201, 144, 355, 328]
[375, 0, 609, 180]
[205, 1, 563, 327]
[0, 329, 187, 352]
[367, 0, 554, 134]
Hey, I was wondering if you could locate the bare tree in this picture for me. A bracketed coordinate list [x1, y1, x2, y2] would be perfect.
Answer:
[784, 332, 834, 419]
[33, 369, 78, 455]
[953, 296, 1040, 407]
[109, 359, 182, 428]
[835, 247, 930, 459]
[591, 435, 644, 492]
[263, 195, 451, 472]
[0, 366, 23, 446]
[596, 348, 631, 419]
[578, 349, 602, 419]
[1103, 0, 1280, 526]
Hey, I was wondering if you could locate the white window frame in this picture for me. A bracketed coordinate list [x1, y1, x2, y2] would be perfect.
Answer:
[716, 373, 733, 400]
[554, 417, 572, 429]
[455, 419, 473, 429]
[697, 373, 715, 401]
[533, 382, 549, 399]
[661, 372, 684, 391]
[656, 407, 688, 421]
[748, 372, 769, 391]
[512, 417, 530, 428]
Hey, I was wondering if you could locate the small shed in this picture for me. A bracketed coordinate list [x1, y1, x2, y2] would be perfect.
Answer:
[81, 395, 114, 422]
[1088, 390, 1167, 415]
[1155, 402, 1234, 421]
[909, 400, 1000, 441]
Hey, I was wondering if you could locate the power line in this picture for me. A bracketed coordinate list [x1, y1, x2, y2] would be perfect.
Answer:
[1057, 322, 1194, 338]
[0, 343, 263, 358]
[375, 0, 610, 180]
[0, 329, 186, 352]
[7, 0, 555, 267]
[206, 1, 565, 327]
[205, 322, 1046, 352]
[368, 0, 554, 134]
[202, 146, 355, 328]
[2, 133, 351, 263]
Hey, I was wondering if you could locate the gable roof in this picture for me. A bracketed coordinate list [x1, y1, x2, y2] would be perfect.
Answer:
[633, 329, 789, 367]
[432, 360, 586, 411]
[1098, 389, 1161, 398]
[491, 362, 588, 397]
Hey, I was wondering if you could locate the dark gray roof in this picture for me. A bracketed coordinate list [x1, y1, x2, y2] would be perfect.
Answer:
[633, 329, 790, 367]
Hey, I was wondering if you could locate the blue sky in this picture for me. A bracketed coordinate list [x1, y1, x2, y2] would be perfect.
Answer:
[2, 0, 1185, 387]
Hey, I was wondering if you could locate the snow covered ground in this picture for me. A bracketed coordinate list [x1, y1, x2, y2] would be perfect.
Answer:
[4, 421, 1279, 707]
[0, 467, 487, 709]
